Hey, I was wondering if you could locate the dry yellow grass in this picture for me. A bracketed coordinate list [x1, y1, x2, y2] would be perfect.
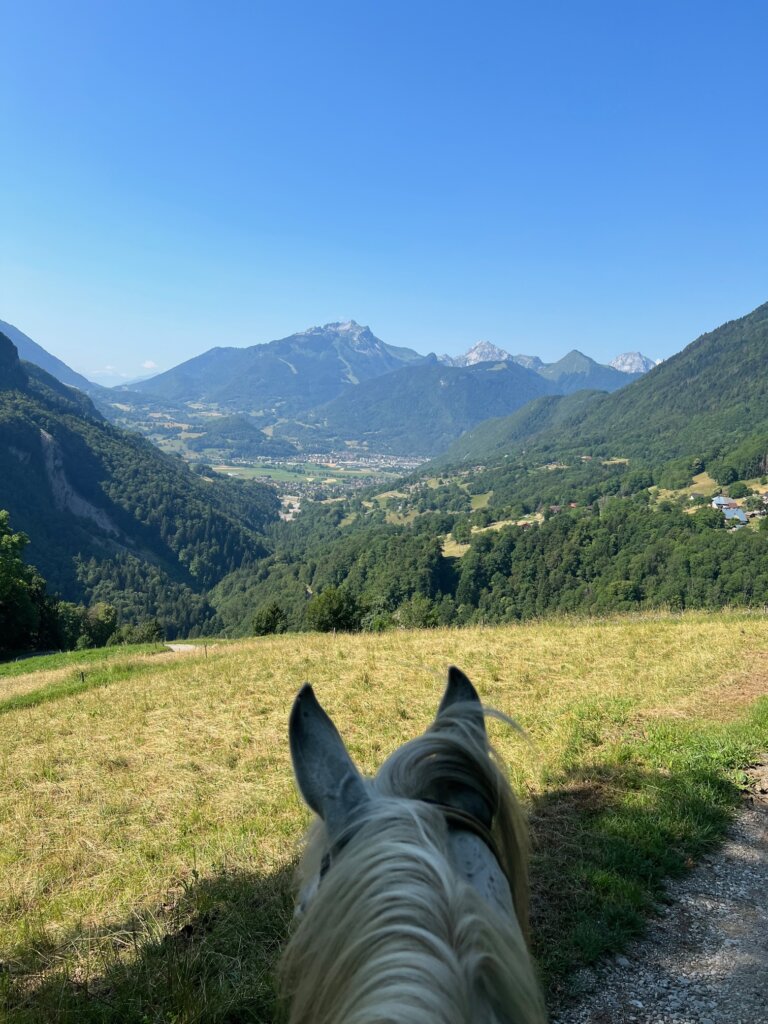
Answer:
[691, 471, 718, 492]
[441, 536, 471, 557]
[443, 516, 544, 557]
[1, 613, 766, 951]
[2, 611, 768, 1018]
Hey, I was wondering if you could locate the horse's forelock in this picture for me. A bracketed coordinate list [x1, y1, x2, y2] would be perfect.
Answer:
[374, 705, 531, 935]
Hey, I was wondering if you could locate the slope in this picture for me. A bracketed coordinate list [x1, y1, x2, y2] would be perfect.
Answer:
[430, 390, 608, 467]
[536, 349, 641, 393]
[429, 301, 768, 472]
[542, 301, 768, 461]
[0, 332, 279, 633]
[0, 318, 95, 391]
[290, 356, 555, 456]
[2, 617, 766, 1020]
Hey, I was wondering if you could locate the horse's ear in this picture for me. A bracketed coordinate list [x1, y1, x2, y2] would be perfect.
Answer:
[436, 666, 487, 738]
[289, 684, 368, 841]
[433, 666, 492, 826]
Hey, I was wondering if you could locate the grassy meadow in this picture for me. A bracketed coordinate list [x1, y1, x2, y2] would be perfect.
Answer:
[1, 612, 767, 1021]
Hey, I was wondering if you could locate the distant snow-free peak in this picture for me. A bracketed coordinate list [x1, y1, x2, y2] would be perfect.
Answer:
[440, 340, 512, 367]
[609, 351, 658, 374]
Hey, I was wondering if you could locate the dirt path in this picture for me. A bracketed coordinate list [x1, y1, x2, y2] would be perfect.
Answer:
[551, 764, 768, 1024]
[164, 643, 202, 654]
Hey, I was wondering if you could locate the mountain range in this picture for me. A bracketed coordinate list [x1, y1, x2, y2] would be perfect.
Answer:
[1, 316, 657, 457]
[4, 299, 768, 642]
[281, 355, 555, 456]
[0, 319, 95, 392]
[282, 345, 643, 456]
[440, 339, 655, 384]
[434, 300, 768, 471]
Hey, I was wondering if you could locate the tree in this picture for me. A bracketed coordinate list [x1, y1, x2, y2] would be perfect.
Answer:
[107, 619, 165, 645]
[396, 594, 438, 628]
[452, 518, 472, 544]
[85, 602, 119, 647]
[252, 601, 287, 636]
[728, 481, 752, 499]
[306, 586, 361, 632]
[0, 510, 51, 654]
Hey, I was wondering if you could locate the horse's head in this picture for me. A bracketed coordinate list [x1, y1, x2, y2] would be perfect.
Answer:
[289, 666, 524, 928]
[282, 667, 544, 1024]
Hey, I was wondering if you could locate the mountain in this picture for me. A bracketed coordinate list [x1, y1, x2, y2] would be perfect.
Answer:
[548, 301, 768, 462]
[512, 354, 544, 371]
[131, 321, 424, 417]
[535, 349, 641, 393]
[610, 351, 658, 374]
[441, 345, 644, 392]
[0, 319, 95, 391]
[282, 356, 555, 456]
[0, 331, 27, 390]
[184, 414, 298, 459]
[432, 301, 768, 471]
[0, 332, 279, 634]
[439, 341, 512, 366]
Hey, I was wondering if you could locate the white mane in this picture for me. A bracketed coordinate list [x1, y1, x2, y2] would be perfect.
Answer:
[280, 705, 546, 1024]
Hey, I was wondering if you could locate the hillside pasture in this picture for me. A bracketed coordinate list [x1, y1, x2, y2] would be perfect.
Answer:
[1, 614, 767, 1021]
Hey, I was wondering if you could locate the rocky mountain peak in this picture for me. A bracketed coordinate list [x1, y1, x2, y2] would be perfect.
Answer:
[298, 320, 376, 348]
[610, 351, 658, 374]
[512, 353, 544, 371]
[440, 340, 512, 367]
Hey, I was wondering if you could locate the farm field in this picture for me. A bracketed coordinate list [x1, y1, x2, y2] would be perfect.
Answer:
[211, 462, 399, 484]
[2, 612, 767, 1022]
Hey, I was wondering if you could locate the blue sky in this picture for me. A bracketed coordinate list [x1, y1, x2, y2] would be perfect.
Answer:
[1, 1, 767, 383]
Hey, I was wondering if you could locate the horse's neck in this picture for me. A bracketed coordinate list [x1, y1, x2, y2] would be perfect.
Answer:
[448, 829, 517, 920]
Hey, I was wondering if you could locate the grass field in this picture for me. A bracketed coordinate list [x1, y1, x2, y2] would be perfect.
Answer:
[2, 613, 767, 1021]
[211, 463, 398, 484]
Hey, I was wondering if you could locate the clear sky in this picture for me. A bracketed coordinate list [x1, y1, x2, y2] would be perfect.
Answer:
[2, 1, 767, 384]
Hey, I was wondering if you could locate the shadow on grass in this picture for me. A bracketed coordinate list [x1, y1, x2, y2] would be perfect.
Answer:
[5, 706, 765, 1021]
[2, 863, 295, 1024]
[528, 759, 739, 997]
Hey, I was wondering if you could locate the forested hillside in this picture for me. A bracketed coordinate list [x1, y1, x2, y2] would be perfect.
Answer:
[535, 349, 640, 392]
[0, 332, 279, 636]
[0, 318, 95, 391]
[431, 391, 607, 467]
[287, 356, 555, 455]
[450, 301, 768, 468]
[6, 300, 768, 647]
[206, 482, 768, 636]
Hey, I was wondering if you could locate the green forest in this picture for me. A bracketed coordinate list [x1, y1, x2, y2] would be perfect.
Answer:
[206, 488, 768, 638]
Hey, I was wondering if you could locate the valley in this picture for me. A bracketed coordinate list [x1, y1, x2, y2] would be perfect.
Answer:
[4, 301, 768, 651]
[5, 13, 766, 1023]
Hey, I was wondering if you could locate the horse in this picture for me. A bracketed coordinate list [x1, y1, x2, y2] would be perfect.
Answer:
[279, 666, 546, 1023]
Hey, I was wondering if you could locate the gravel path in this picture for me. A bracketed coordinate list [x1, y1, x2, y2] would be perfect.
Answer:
[551, 764, 768, 1024]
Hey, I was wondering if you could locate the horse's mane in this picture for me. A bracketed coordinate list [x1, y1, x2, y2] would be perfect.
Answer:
[279, 705, 546, 1023]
